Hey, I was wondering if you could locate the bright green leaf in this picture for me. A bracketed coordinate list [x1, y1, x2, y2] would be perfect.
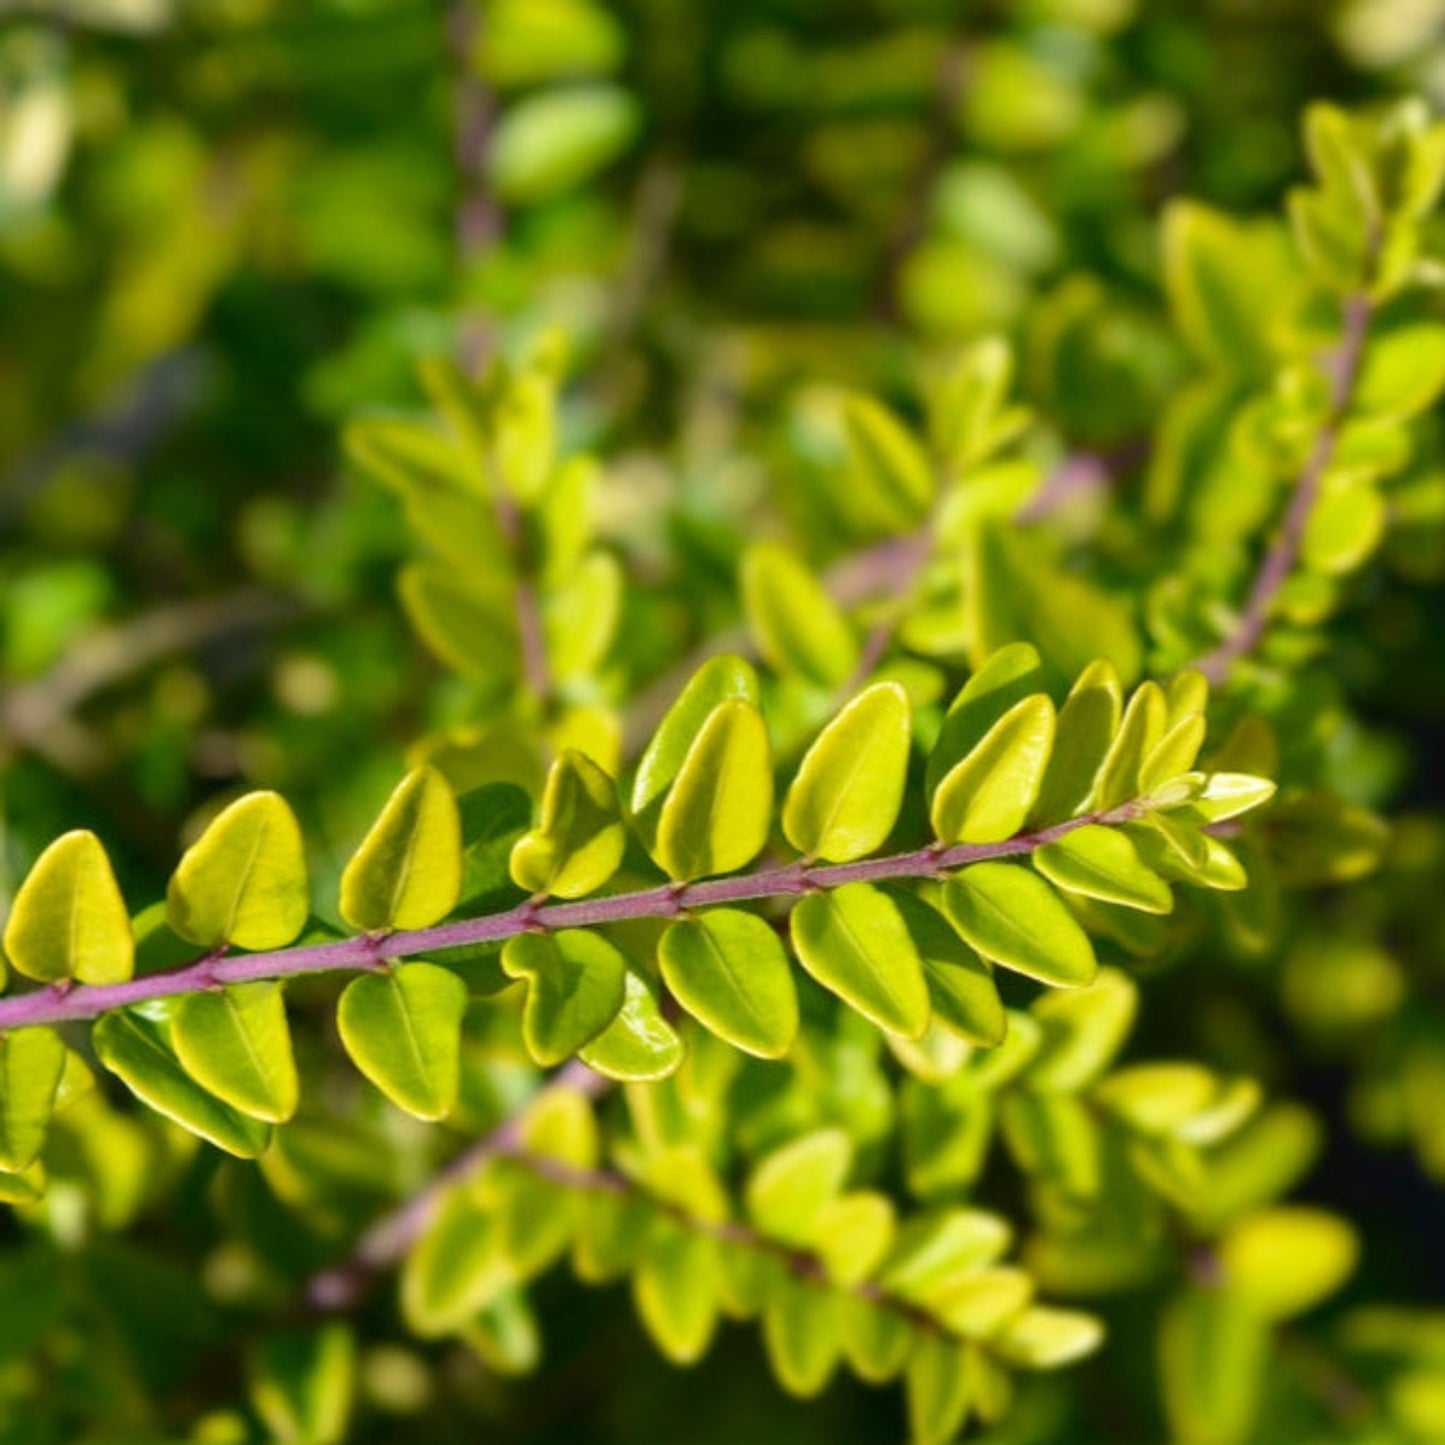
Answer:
[579, 968, 685, 1081]
[632, 655, 760, 818]
[172, 982, 299, 1124]
[1220, 1208, 1359, 1320]
[931, 693, 1055, 844]
[1139, 713, 1207, 795]
[931, 1267, 1034, 1337]
[926, 643, 1043, 799]
[882, 1209, 1013, 1300]
[399, 563, 519, 681]
[1159, 1287, 1269, 1445]
[654, 699, 772, 880]
[763, 1278, 841, 1398]
[1089, 681, 1167, 811]
[906, 1332, 972, 1445]
[544, 551, 622, 682]
[0, 1028, 66, 1171]
[168, 793, 309, 952]
[815, 1192, 896, 1287]
[491, 84, 640, 205]
[337, 963, 468, 1121]
[742, 542, 857, 689]
[1353, 323, 1445, 422]
[840, 1296, 917, 1383]
[783, 682, 912, 862]
[632, 1224, 720, 1365]
[842, 394, 936, 528]
[994, 1306, 1105, 1368]
[659, 908, 799, 1060]
[1034, 825, 1172, 914]
[1026, 968, 1138, 1093]
[340, 767, 462, 932]
[1031, 659, 1123, 823]
[943, 864, 1097, 987]
[93, 1010, 272, 1159]
[502, 928, 627, 1065]
[4, 831, 134, 985]
[791, 883, 931, 1038]
[746, 1128, 852, 1245]
[1188, 773, 1277, 823]
[1302, 482, 1386, 574]
[401, 1187, 510, 1336]
[510, 749, 625, 899]
[892, 892, 1004, 1047]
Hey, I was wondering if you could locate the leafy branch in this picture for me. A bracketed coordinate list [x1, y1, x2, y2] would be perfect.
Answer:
[0, 646, 1273, 1180]
[1196, 291, 1375, 685]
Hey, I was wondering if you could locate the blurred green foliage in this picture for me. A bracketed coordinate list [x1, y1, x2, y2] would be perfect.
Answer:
[2, 1, 1445, 1442]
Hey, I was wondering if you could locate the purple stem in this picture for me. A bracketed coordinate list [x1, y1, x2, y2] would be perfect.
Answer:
[307, 1057, 609, 1310]
[0, 803, 1146, 1034]
[312, 1089, 958, 1335]
[1195, 291, 1375, 686]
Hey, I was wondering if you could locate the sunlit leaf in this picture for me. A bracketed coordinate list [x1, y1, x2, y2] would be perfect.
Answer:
[4, 831, 134, 985]
[340, 767, 463, 932]
[337, 963, 468, 1121]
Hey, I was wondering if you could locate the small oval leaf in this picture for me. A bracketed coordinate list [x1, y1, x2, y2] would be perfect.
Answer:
[337, 963, 468, 1121]
[510, 750, 625, 899]
[4, 831, 134, 985]
[0, 1028, 67, 1171]
[501, 929, 627, 1066]
[172, 981, 299, 1124]
[892, 891, 1005, 1047]
[1034, 825, 1173, 915]
[168, 793, 309, 952]
[791, 884, 931, 1038]
[93, 1010, 272, 1159]
[654, 700, 773, 881]
[783, 682, 912, 862]
[1031, 659, 1123, 823]
[926, 643, 1044, 800]
[659, 908, 799, 1060]
[1088, 682, 1167, 812]
[340, 768, 463, 933]
[742, 542, 858, 689]
[632, 654, 760, 818]
[578, 968, 684, 1081]
[931, 693, 1056, 844]
[943, 863, 1097, 987]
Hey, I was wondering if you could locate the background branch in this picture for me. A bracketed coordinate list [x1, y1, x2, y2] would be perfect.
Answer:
[1195, 289, 1375, 685]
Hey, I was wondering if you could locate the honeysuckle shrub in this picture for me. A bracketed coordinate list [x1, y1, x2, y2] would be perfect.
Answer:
[2, 5, 1445, 1444]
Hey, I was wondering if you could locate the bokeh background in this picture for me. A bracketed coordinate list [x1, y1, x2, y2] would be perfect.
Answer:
[3, 1, 1445, 1441]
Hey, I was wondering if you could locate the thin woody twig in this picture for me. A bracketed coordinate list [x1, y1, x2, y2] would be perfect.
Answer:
[311, 1092, 993, 1346]
[1194, 289, 1375, 686]
[0, 798, 1151, 1035]
[306, 1057, 610, 1311]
